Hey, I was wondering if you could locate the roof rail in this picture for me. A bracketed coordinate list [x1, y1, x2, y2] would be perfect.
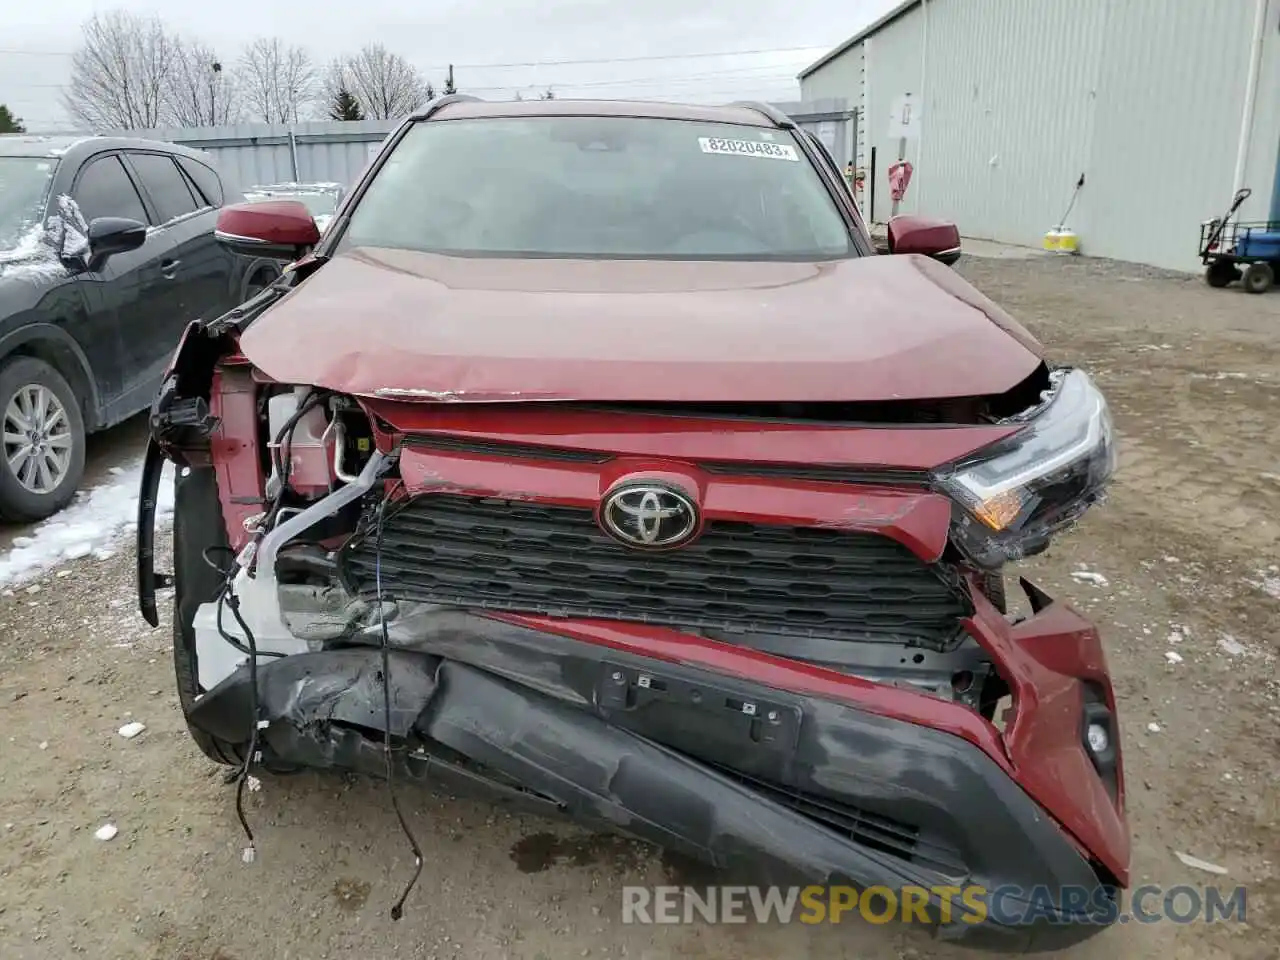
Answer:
[729, 100, 796, 129]
[411, 93, 484, 121]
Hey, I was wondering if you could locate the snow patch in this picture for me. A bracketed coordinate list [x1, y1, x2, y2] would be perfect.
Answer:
[1246, 572, 1280, 600]
[1070, 570, 1109, 587]
[94, 823, 118, 842]
[1174, 851, 1227, 876]
[0, 459, 175, 587]
[118, 722, 146, 739]
[1164, 651, 1183, 665]
[0, 222, 64, 283]
[1217, 634, 1246, 657]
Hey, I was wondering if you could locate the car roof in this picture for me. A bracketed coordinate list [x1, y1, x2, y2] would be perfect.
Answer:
[426, 98, 783, 128]
[0, 134, 214, 164]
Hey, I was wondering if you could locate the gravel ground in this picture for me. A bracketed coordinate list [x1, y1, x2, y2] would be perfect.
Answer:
[0, 252, 1277, 960]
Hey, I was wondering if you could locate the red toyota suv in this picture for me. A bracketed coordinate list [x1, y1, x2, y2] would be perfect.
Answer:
[137, 96, 1125, 950]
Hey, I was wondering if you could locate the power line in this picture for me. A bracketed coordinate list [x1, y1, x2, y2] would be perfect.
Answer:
[444, 45, 824, 70]
[0, 65, 805, 94]
[0, 43, 827, 69]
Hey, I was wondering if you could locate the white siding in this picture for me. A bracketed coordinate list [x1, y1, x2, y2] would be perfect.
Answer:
[799, 46, 865, 168]
[1081, 0, 1280, 269]
[862, 3, 925, 222]
[811, 0, 1280, 271]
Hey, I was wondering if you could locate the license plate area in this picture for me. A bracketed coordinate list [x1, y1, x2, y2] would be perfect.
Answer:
[596, 660, 802, 755]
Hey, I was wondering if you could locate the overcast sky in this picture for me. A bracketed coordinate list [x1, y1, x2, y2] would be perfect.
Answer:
[2, 0, 898, 131]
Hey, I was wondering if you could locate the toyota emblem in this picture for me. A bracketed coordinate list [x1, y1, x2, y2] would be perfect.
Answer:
[600, 483, 698, 549]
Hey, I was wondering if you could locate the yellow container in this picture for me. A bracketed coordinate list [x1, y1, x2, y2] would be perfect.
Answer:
[1043, 227, 1079, 254]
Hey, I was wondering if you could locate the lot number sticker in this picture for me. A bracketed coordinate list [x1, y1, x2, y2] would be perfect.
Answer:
[699, 137, 799, 161]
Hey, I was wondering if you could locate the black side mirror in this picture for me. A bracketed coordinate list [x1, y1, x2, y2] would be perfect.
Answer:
[86, 217, 148, 271]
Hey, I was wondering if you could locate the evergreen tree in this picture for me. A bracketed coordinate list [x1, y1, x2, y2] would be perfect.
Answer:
[328, 87, 364, 120]
[0, 104, 26, 133]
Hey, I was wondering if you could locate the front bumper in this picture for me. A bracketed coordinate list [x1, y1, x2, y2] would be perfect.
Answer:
[188, 605, 1122, 952]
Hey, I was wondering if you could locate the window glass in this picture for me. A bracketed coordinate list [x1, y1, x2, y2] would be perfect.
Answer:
[73, 155, 147, 224]
[340, 116, 853, 260]
[0, 157, 57, 248]
[177, 156, 224, 207]
[129, 152, 199, 223]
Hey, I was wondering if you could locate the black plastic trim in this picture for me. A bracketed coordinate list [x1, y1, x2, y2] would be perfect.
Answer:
[186, 609, 1116, 951]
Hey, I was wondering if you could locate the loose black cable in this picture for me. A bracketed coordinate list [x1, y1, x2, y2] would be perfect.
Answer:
[375, 496, 423, 919]
[200, 541, 268, 854]
[261, 389, 325, 535]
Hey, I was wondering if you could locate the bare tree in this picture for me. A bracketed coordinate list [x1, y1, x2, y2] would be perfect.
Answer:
[340, 44, 429, 120]
[238, 37, 316, 123]
[167, 39, 240, 127]
[62, 11, 178, 130]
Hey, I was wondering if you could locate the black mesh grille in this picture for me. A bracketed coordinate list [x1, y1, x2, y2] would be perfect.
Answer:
[705, 763, 968, 876]
[341, 495, 969, 646]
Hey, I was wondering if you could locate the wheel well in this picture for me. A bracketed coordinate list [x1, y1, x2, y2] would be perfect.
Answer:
[243, 262, 280, 299]
[6, 338, 98, 429]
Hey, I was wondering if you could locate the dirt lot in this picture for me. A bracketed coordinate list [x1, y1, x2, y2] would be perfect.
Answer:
[1, 253, 1277, 960]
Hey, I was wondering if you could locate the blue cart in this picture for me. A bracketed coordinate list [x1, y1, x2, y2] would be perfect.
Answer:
[1199, 188, 1280, 293]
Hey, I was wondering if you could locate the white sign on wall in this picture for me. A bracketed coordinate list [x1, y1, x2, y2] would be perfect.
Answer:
[887, 93, 922, 141]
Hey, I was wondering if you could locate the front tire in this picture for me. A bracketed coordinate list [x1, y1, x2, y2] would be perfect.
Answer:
[1204, 260, 1238, 288]
[0, 356, 86, 522]
[172, 464, 243, 765]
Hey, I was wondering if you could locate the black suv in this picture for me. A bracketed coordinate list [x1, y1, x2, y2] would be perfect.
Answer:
[0, 135, 280, 521]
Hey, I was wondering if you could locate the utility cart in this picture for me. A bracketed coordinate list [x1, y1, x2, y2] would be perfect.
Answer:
[1199, 187, 1280, 293]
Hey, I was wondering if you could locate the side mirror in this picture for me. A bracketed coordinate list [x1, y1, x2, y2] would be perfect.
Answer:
[215, 200, 322, 260]
[86, 216, 148, 270]
[886, 215, 962, 265]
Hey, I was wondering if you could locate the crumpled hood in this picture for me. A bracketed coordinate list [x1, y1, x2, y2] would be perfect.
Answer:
[238, 247, 1044, 403]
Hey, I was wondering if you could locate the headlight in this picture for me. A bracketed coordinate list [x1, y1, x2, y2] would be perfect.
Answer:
[935, 368, 1115, 566]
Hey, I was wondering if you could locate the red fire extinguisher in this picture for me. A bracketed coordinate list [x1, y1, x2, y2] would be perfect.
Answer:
[888, 160, 914, 202]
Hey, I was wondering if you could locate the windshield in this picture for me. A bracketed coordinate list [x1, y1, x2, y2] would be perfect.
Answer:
[0, 157, 57, 251]
[338, 116, 853, 260]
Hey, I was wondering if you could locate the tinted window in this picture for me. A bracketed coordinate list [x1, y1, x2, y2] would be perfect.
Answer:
[177, 156, 224, 207]
[339, 116, 853, 260]
[74, 155, 147, 224]
[129, 152, 199, 223]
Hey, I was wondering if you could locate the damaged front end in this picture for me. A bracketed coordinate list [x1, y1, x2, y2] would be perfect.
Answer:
[137, 321, 1127, 951]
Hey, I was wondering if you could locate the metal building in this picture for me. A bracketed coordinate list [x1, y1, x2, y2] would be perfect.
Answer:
[800, 0, 1280, 271]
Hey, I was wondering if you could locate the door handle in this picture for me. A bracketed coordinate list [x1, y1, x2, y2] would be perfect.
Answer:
[161, 258, 181, 278]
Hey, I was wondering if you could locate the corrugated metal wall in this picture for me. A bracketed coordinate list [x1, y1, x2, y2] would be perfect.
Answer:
[1083, 0, 1280, 270]
[115, 118, 398, 195]
[797, 49, 865, 170]
[808, 0, 1280, 271]
[116, 101, 854, 194]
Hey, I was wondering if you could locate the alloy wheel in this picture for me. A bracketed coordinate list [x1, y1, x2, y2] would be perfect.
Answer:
[3, 383, 74, 494]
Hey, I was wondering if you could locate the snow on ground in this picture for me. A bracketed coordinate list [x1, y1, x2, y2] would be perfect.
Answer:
[0, 458, 174, 587]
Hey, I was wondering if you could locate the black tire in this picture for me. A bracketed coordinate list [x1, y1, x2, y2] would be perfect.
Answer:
[1204, 260, 1238, 288]
[979, 570, 1008, 615]
[243, 266, 278, 302]
[0, 356, 86, 522]
[172, 464, 243, 765]
[1242, 261, 1274, 294]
